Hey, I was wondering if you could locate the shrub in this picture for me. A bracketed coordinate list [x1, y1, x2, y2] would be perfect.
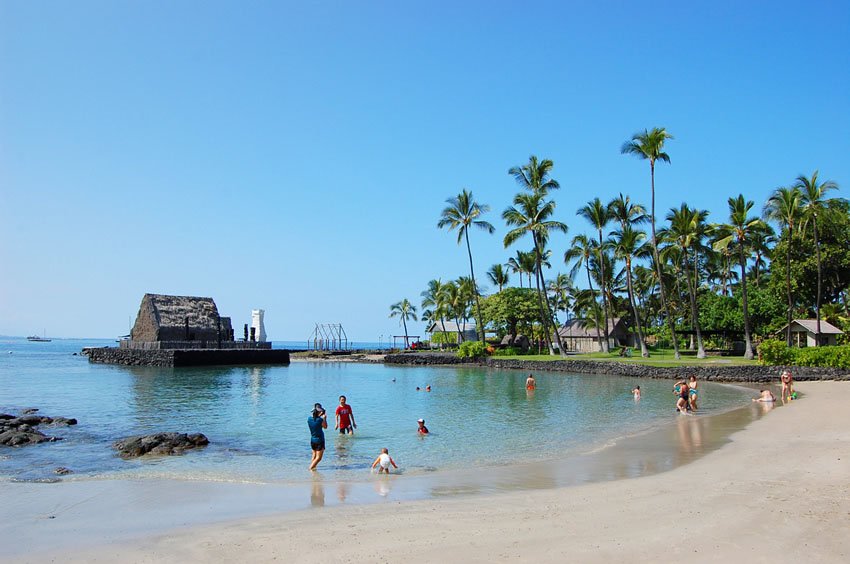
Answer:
[758, 339, 796, 365]
[457, 341, 488, 359]
[795, 345, 850, 369]
[493, 346, 522, 357]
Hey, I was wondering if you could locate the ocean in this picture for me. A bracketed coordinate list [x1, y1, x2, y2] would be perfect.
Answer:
[0, 337, 754, 484]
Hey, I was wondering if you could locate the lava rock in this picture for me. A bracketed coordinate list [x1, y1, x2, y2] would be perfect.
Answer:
[0, 429, 62, 446]
[53, 467, 73, 475]
[113, 432, 209, 459]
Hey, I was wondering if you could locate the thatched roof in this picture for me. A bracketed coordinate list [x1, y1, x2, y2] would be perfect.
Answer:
[131, 294, 223, 342]
[558, 318, 624, 338]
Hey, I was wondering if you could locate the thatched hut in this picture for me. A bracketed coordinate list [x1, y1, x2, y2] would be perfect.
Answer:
[127, 294, 235, 348]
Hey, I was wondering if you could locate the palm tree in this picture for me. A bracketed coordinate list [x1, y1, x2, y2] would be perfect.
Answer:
[621, 127, 681, 358]
[389, 298, 417, 349]
[444, 281, 466, 343]
[547, 273, 574, 325]
[795, 171, 842, 343]
[508, 155, 560, 196]
[421, 279, 450, 348]
[608, 193, 648, 231]
[748, 222, 775, 286]
[437, 189, 495, 343]
[608, 226, 650, 357]
[764, 186, 803, 345]
[713, 195, 765, 360]
[504, 190, 569, 356]
[663, 204, 709, 358]
[565, 234, 605, 351]
[487, 264, 510, 293]
[578, 198, 612, 352]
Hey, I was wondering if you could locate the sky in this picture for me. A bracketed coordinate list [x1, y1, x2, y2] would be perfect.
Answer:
[1, 1, 848, 341]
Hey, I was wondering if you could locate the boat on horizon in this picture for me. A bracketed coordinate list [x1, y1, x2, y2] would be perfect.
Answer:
[27, 330, 51, 342]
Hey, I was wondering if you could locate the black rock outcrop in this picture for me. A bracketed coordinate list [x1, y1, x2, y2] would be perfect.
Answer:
[113, 432, 210, 458]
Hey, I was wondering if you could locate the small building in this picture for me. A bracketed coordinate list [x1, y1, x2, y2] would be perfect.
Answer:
[123, 293, 267, 350]
[425, 321, 478, 344]
[558, 318, 633, 353]
[774, 319, 844, 347]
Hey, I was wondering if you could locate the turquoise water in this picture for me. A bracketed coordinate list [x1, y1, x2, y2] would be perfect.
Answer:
[0, 338, 753, 483]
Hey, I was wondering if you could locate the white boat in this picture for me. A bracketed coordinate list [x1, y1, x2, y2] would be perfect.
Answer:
[27, 330, 51, 342]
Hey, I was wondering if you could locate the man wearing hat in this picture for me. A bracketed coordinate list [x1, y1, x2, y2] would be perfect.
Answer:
[417, 418, 429, 435]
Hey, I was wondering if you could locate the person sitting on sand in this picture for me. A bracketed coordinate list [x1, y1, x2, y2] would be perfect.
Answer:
[753, 389, 776, 403]
[673, 380, 690, 413]
[631, 385, 641, 400]
[371, 448, 398, 474]
[688, 375, 699, 411]
[526, 374, 536, 390]
[780, 369, 795, 402]
[417, 418, 429, 434]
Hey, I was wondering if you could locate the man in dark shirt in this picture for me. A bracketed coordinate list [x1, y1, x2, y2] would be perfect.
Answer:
[308, 403, 328, 471]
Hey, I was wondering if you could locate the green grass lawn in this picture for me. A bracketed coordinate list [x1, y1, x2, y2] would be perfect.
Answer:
[494, 349, 758, 367]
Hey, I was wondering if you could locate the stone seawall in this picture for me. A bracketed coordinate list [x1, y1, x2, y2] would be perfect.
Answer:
[383, 353, 849, 382]
[86, 347, 290, 367]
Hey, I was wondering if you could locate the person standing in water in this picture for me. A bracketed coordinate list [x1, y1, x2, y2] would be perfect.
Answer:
[417, 418, 429, 435]
[335, 395, 357, 434]
[631, 385, 641, 400]
[308, 404, 328, 471]
[526, 374, 536, 390]
[688, 375, 699, 411]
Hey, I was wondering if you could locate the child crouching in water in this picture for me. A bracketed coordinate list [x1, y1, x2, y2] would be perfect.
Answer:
[371, 448, 398, 474]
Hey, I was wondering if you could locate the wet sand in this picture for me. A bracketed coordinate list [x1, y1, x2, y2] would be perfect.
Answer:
[4, 382, 849, 562]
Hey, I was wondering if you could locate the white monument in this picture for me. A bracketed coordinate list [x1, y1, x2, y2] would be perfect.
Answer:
[251, 309, 267, 343]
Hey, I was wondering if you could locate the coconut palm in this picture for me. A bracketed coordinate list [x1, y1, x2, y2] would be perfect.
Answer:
[795, 171, 843, 343]
[621, 127, 681, 358]
[389, 298, 417, 349]
[578, 198, 613, 352]
[608, 193, 648, 231]
[662, 204, 709, 358]
[764, 186, 803, 345]
[565, 234, 605, 351]
[443, 281, 466, 343]
[504, 190, 569, 356]
[487, 264, 510, 293]
[608, 226, 650, 357]
[437, 189, 495, 343]
[547, 273, 574, 325]
[421, 279, 450, 348]
[713, 195, 766, 360]
[748, 222, 775, 286]
[508, 155, 560, 196]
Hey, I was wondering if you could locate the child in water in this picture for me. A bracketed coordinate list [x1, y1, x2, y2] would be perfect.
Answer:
[631, 385, 641, 400]
[371, 448, 398, 474]
[526, 374, 536, 390]
[417, 418, 429, 434]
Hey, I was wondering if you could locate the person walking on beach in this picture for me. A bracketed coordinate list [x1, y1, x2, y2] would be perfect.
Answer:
[371, 448, 398, 474]
[308, 403, 328, 471]
[335, 395, 357, 434]
[417, 418, 429, 435]
[688, 375, 699, 411]
[780, 369, 795, 403]
[526, 374, 536, 390]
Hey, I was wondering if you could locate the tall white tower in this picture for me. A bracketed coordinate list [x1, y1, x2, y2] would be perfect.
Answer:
[251, 309, 267, 343]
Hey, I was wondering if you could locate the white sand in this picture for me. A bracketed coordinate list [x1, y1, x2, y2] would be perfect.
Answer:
[12, 381, 850, 563]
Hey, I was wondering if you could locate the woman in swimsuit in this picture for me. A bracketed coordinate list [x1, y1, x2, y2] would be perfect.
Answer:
[780, 370, 794, 403]
[673, 380, 689, 413]
[688, 375, 698, 411]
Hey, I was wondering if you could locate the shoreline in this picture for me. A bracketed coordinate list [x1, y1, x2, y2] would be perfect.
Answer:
[10, 381, 847, 563]
[0, 381, 784, 560]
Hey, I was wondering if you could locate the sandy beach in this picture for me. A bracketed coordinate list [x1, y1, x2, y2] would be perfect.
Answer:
[8, 381, 850, 563]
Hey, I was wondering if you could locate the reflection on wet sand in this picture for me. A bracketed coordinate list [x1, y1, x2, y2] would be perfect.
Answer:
[310, 475, 325, 507]
[373, 475, 394, 497]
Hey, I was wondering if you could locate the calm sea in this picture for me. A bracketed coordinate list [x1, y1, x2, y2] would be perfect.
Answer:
[0, 337, 753, 484]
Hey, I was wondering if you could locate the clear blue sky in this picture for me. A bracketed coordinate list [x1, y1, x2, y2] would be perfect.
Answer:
[1, 1, 848, 340]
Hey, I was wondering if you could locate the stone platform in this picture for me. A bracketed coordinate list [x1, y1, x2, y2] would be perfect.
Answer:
[85, 347, 290, 367]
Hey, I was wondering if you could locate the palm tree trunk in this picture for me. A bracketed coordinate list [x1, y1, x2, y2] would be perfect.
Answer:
[650, 160, 681, 359]
[439, 316, 447, 350]
[597, 229, 610, 353]
[785, 228, 793, 347]
[586, 265, 604, 352]
[814, 219, 822, 345]
[533, 263, 554, 354]
[626, 258, 648, 357]
[739, 245, 754, 360]
[402, 317, 409, 349]
[464, 232, 486, 344]
[683, 251, 706, 358]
